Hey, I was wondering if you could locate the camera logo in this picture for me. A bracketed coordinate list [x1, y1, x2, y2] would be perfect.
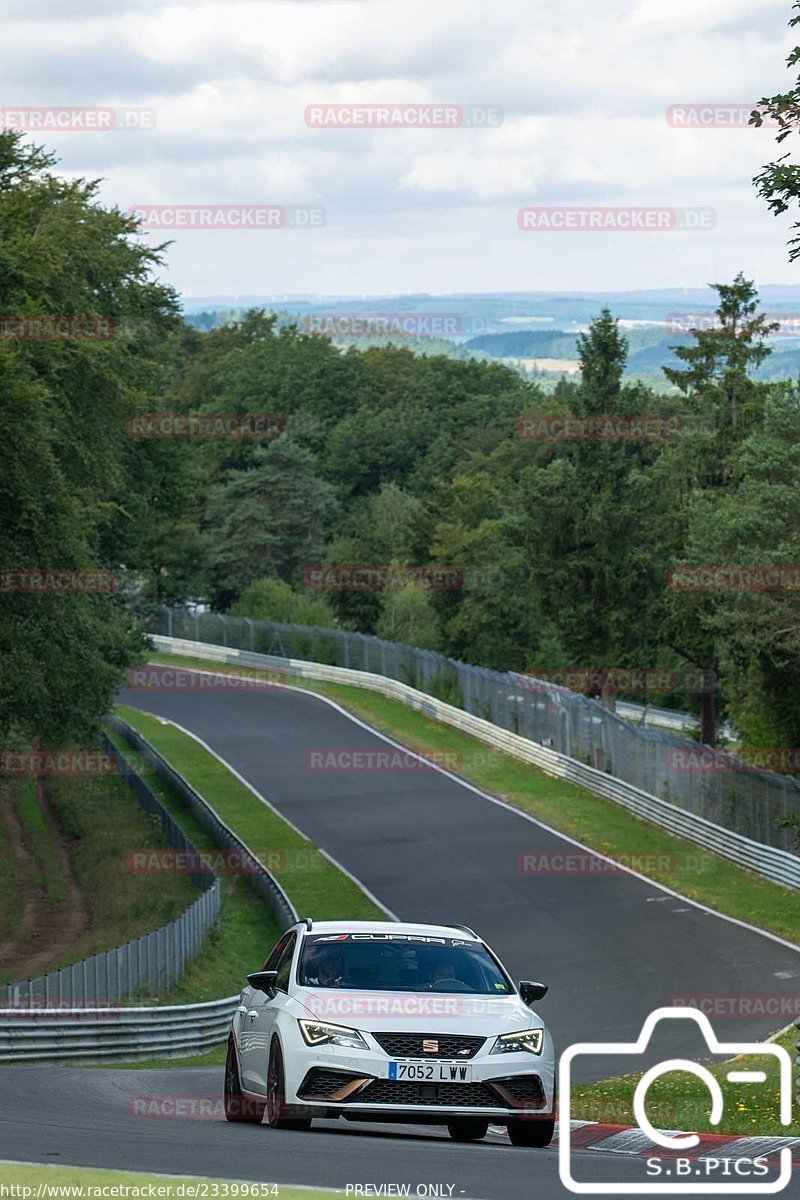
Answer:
[559, 1007, 792, 1194]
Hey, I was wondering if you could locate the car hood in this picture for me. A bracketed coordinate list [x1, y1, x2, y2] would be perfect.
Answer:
[289, 987, 542, 1035]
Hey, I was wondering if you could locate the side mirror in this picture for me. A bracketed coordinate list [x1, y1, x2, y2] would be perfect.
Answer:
[247, 970, 278, 995]
[519, 980, 548, 1006]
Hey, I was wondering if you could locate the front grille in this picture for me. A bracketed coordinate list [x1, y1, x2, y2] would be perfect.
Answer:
[298, 1068, 370, 1101]
[358, 1079, 502, 1108]
[489, 1074, 546, 1109]
[372, 1032, 487, 1059]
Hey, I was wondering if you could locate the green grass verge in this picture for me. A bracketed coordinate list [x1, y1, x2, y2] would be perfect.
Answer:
[145, 651, 800, 947]
[1, 765, 198, 985]
[41, 769, 198, 971]
[15, 778, 68, 904]
[572, 1024, 798, 1137]
[104, 720, 283, 1009]
[0, 1162, 334, 1198]
[114, 706, 384, 925]
[0, 784, 21, 944]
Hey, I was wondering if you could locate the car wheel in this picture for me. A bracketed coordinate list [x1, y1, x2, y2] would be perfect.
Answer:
[447, 1118, 489, 1142]
[506, 1114, 555, 1147]
[265, 1039, 312, 1131]
[224, 1036, 265, 1122]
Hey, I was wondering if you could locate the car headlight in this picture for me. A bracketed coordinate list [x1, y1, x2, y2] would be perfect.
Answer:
[298, 1019, 369, 1050]
[490, 1028, 544, 1055]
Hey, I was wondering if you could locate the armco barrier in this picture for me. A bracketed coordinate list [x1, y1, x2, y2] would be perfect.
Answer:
[2, 735, 221, 1010]
[0, 723, 298, 1063]
[149, 635, 800, 892]
[0, 995, 240, 1063]
[154, 608, 797, 855]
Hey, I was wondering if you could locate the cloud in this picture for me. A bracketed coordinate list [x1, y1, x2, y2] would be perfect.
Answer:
[3, 0, 797, 292]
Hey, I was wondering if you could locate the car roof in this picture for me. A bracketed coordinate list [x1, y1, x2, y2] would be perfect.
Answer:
[296, 919, 481, 942]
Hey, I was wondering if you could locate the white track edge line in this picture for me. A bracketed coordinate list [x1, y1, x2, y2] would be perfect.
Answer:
[137, 664, 800, 958]
[139, 711, 397, 922]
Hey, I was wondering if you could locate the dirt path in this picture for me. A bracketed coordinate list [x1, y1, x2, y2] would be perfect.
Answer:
[0, 780, 90, 983]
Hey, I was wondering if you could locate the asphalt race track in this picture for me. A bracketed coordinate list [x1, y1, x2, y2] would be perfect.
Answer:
[5, 1062, 798, 1200]
[2, 670, 799, 1199]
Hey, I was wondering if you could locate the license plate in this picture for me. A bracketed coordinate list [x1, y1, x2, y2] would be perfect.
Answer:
[388, 1061, 473, 1082]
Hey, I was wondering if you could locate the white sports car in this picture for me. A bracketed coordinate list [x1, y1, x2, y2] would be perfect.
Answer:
[225, 919, 556, 1145]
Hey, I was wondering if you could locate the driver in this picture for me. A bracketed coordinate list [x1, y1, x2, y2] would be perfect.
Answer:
[305, 946, 345, 987]
[429, 959, 456, 984]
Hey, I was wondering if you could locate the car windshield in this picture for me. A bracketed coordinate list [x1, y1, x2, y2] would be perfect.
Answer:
[296, 933, 513, 993]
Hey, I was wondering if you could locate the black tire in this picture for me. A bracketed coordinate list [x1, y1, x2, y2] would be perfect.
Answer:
[507, 1080, 556, 1147]
[506, 1114, 555, 1147]
[224, 1037, 265, 1122]
[447, 1118, 489, 1142]
[265, 1039, 312, 1131]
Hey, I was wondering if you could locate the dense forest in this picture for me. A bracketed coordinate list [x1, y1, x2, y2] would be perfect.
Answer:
[3, 129, 800, 758]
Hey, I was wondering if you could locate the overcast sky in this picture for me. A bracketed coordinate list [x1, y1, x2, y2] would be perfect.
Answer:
[4, 0, 799, 298]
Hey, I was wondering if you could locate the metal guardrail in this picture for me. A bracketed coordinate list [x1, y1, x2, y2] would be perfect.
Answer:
[1, 736, 221, 1010]
[151, 608, 800, 858]
[149, 634, 800, 893]
[614, 699, 736, 741]
[0, 995, 240, 1063]
[0, 722, 298, 1063]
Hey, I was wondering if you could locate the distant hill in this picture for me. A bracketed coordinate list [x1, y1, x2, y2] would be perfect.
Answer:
[463, 330, 579, 358]
[181, 289, 800, 384]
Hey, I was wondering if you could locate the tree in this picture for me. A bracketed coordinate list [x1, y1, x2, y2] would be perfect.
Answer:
[675, 386, 800, 748]
[324, 484, 428, 631]
[544, 312, 670, 709]
[376, 590, 442, 651]
[659, 277, 777, 744]
[574, 308, 628, 412]
[664, 273, 777, 449]
[204, 438, 338, 611]
[230, 577, 337, 627]
[0, 132, 178, 747]
[753, 2, 800, 260]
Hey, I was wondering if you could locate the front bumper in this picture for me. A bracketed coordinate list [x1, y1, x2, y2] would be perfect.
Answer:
[283, 1041, 556, 1119]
